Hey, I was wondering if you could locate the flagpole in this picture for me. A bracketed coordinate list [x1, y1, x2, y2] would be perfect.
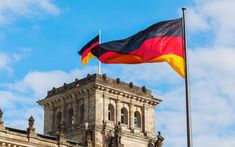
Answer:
[182, 7, 193, 147]
[98, 30, 102, 74]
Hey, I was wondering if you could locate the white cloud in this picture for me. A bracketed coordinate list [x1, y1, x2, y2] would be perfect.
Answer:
[103, 10, 235, 145]
[0, 53, 12, 73]
[4, 66, 97, 98]
[0, 0, 61, 25]
[4, 107, 43, 132]
[1, 0, 235, 144]
[152, 45, 235, 147]
[188, 0, 235, 46]
[0, 50, 31, 74]
[0, 66, 97, 133]
[187, 8, 210, 32]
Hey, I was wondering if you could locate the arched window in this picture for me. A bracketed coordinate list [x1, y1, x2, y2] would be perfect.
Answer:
[134, 111, 141, 128]
[56, 111, 62, 125]
[68, 108, 74, 126]
[80, 103, 84, 123]
[108, 104, 114, 121]
[121, 107, 128, 125]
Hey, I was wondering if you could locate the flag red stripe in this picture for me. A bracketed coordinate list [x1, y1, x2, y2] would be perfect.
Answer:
[81, 41, 99, 59]
[98, 36, 183, 63]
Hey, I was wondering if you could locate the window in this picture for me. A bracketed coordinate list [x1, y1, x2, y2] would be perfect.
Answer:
[55, 110, 62, 126]
[121, 107, 128, 125]
[80, 103, 84, 123]
[68, 108, 74, 126]
[56, 111, 62, 125]
[108, 104, 114, 121]
[134, 111, 141, 128]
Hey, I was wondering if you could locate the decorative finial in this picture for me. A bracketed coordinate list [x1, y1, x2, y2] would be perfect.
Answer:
[27, 115, 35, 133]
[102, 74, 107, 80]
[142, 86, 147, 93]
[116, 78, 120, 84]
[27, 115, 36, 140]
[87, 74, 92, 80]
[129, 82, 133, 88]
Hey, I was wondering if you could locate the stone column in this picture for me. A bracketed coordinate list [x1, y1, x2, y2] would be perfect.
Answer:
[61, 99, 67, 128]
[43, 106, 53, 134]
[73, 99, 78, 127]
[143, 102, 150, 136]
[116, 99, 121, 123]
[84, 96, 89, 122]
[103, 91, 109, 122]
[129, 103, 134, 130]
[142, 103, 148, 135]
[51, 103, 56, 132]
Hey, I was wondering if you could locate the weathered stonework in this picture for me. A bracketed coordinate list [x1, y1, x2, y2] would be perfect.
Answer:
[37, 74, 162, 147]
[0, 114, 85, 147]
[0, 73, 162, 147]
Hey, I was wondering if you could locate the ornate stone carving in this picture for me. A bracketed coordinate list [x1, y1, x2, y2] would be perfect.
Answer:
[27, 116, 36, 140]
[106, 122, 124, 147]
[142, 86, 147, 93]
[27, 116, 35, 133]
[56, 122, 65, 143]
[85, 129, 93, 147]
[114, 122, 122, 144]
[148, 139, 155, 147]
[129, 82, 134, 88]
[102, 74, 107, 80]
[116, 78, 120, 84]
[155, 131, 164, 147]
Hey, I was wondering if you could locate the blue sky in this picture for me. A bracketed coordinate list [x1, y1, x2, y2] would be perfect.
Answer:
[1, 0, 235, 147]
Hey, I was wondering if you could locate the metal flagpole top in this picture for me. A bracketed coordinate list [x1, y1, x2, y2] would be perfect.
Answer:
[98, 30, 102, 74]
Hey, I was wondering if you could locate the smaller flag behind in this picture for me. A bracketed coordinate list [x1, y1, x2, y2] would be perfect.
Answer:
[78, 35, 99, 65]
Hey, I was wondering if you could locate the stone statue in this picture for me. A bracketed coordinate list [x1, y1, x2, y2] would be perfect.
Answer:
[114, 122, 122, 144]
[155, 131, 164, 147]
[107, 122, 123, 147]
[87, 135, 92, 147]
[86, 129, 93, 147]
[56, 121, 65, 145]
[27, 116, 35, 133]
[107, 130, 113, 147]
[148, 139, 155, 147]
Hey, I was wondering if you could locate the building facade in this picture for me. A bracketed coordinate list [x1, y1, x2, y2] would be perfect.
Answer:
[0, 74, 163, 147]
[37, 74, 161, 147]
[0, 109, 85, 147]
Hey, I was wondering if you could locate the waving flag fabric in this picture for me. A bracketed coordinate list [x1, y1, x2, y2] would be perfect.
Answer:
[91, 19, 185, 77]
[78, 35, 99, 65]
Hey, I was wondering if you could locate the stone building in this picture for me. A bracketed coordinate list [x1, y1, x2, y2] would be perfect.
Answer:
[0, 74, 163, 147]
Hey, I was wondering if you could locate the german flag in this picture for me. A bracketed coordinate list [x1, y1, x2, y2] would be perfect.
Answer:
[78, 35, 99, 65]
[91, 19, 185, 77]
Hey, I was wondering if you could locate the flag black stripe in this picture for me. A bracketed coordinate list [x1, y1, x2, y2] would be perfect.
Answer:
[91, 18, 182, 58]
[78, 35, 99, 55]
